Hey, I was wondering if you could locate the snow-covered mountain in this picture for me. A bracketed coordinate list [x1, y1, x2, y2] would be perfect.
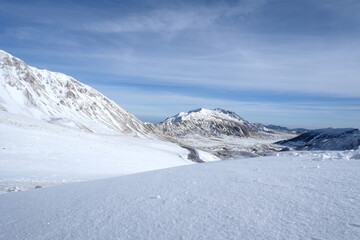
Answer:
[0, 50, 152, 135]
[153, 108, 294, 159]
[276, 128, 360, 150]
[156, 108, 274, 138]
[0, 50, 291, 161]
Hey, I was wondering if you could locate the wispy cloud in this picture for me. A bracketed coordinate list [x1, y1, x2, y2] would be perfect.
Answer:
[87, 9, 215, 34]
[86, 1, 266, 35]
[1, 0, 359, 128]
[92, 85, 360, 129]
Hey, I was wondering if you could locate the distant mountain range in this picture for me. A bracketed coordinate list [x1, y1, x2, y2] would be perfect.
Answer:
[276, 128, 360, 150]
[0, 49, 286, 140]
[265, 125, 308, 134]
[1, 49, 358, 155]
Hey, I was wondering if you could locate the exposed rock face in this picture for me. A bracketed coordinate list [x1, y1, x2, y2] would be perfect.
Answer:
[0, 50, 152, 135]
[276, 128, 360, 150]
[155, 108, 275, 138]
[152, 108, 294, 159]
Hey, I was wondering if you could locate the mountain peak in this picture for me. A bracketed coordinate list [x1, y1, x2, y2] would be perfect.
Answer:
[0, 50, 152, 135]
[163, 108, 245, 124]
[157, 108, 270, 138]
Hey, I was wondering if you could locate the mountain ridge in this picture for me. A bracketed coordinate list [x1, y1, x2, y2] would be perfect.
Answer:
[0, 49, 293, 160]
[156, 107, 276, 138]
[265, 124, 309, 134]
[0, 49, 153, 135]
[276, 128, 360, 150]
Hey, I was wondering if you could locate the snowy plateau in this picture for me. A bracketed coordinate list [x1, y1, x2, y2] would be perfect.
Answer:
[0, 50, 360, 240]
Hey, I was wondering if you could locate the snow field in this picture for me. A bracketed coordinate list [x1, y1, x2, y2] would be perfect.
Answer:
[0, 111, 193, 193]
[0, 152, 359, 239]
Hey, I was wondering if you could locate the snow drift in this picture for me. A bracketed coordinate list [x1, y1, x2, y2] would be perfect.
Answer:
[0, 152, 359, 239]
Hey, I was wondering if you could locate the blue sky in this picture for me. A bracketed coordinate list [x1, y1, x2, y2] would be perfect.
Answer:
[1, 0, 359, 128]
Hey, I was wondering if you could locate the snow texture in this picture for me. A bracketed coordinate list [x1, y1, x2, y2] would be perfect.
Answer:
[0, 150, 359, 240]
[0, 111, 193, 193]
[1, 49, 359, 239]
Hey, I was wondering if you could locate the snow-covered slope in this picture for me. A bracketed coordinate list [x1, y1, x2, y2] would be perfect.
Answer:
[1, 151, 359, 240]
[0, 111, 192, 193]
[276, 128, 360, 150]
[156, 108, 274, 138]
[0, 50, 152, 135]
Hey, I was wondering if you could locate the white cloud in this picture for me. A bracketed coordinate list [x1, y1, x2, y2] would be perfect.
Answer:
[86, 1, 267, 34]
[92, 85, 360, 129]
[3, 0, 360, 99]
[94, 42, 360, 98]
[87, 9, 216, 34]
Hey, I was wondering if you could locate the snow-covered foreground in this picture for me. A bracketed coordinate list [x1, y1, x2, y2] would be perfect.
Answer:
[1, 151, 359, 240]
[0, 111, 192, 193]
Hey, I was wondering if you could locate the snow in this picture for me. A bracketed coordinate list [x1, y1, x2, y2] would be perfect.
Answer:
[0, 49, 153, 135]
[197, 149, 221, 162]
[164, 108, 246, 124]
[161, 108, 274, 135]
[0, 111, 193, 193]
[0, 151, 359, 239]
[0, 49, 297, 161]
[1, 49, 359, 239]
[156, 107, 296, 158]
